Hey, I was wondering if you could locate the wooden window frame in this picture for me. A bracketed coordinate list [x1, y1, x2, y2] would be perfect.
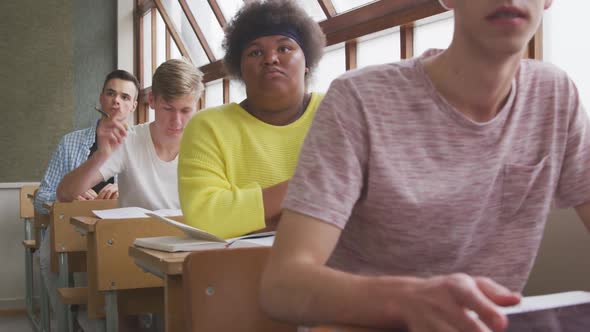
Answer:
[134, 0, 543, 122]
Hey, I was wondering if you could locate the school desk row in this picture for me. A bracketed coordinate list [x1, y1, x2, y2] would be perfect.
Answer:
[19, 185, 379, 332]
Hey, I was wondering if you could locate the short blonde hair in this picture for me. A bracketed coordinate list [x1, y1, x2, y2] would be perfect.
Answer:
[152, 58, 204, 101]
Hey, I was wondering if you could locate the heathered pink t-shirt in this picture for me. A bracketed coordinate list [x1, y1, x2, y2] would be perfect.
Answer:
[283, 50, 590, 291]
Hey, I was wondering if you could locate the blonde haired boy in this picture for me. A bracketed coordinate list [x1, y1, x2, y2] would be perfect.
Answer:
[58, 58, 203, 210]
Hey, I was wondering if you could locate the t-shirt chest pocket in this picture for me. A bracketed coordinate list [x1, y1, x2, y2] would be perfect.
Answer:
[501, 155, 550, 219]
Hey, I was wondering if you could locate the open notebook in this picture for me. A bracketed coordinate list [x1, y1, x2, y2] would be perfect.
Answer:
[91, 207, 274, 252]
[133, 233, 275, 252]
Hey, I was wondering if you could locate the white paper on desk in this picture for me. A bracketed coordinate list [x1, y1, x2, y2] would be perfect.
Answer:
[499, 291, 590, 315]
[92, 207, 182, 219]
[151, 209, 182, 217]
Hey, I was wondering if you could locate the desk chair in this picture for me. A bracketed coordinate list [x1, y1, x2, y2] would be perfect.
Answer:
[182, 247, 297, 332]
[20, 186, 47, 331]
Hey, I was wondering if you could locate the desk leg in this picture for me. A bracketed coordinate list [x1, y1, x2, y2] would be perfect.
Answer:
[105, 291, 119, 332]
[25, 248, 34, 315]
[39, 270, 51, 332]
[57, 252, 71, 332]
[24, 237, 42, 332]
[24, 219, 33, 317]
[164, 275, 183, 332]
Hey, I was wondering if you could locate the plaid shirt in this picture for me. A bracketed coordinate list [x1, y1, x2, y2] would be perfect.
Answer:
[34, 122, 104, 213]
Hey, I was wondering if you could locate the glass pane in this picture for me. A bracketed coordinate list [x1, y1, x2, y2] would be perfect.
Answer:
[331, 0, 377, 14]
[148, 106, 155, 123]
[298, 0, 327, 22]
[185, 0, 225, 60]
[543, 2, 590, 110]
[205, 79, 224, 108]
[414, 12, 454, 57]
[217, 0, 243, 22]
[156, 11, 166, 67]
[218, 0, 324, 23]
[170, 38, 182, 59]
[357, 27, 401, 68]
[142, 11, 152, 88]
[160, 0, 209, 66]
[229, 80, 247, 104]
[310, 43, 346, 93]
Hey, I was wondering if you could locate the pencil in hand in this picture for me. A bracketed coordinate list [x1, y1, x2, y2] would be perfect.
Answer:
[95, 107, 128, 130]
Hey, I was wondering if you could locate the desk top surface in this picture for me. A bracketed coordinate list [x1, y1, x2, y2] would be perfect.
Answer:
[70, 216, 99, 233]
[129, 245, 189, 277]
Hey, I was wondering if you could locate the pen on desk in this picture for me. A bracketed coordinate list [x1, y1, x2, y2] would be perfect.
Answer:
[95, 107, 128, 130]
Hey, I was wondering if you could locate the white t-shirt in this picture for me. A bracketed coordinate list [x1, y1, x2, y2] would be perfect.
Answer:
[99, 123, 179, 210]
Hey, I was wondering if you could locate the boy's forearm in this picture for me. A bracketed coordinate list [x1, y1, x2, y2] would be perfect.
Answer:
[262, 180, 289, 221]
[56, 151, 109, 202]
[261, 261, 412, 328]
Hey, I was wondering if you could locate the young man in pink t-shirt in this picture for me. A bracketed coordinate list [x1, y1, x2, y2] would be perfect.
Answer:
[261, 0, 590, 331]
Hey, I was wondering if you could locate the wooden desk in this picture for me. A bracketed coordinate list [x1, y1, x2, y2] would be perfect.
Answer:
[28, 191, 52, 332]
[128, 246, 188, 332]
[72, 216, 184, 332]
[20, 186, 46, 332]
[44, 199, 118, 332]
[20, 186, 37, 222]
[129, 246, 389, 332]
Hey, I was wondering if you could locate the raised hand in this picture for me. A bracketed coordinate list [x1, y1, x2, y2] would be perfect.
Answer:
[96, 111, 128, 156]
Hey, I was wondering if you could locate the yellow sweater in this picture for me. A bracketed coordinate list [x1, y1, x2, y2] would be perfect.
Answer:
[178, 93, 323, 238]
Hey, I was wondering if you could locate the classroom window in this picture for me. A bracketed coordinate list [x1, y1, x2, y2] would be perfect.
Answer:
[185, 0, 225, 60]
[543, 2, 590, 110]
[217, 0, 243, 22]
[310, 42, 346, 93]
[156, 10, 166, 67]
[297, 0, 327, 21]
[413, 12, 454, 57]
[229, 80, 247, 104]
[331, 0, 377, 13]
[357, 27, 401, 68]
[205, 79, 224, 108]
[148, 106, 155, 123]
[142, 10, 152, 88]
[160, 0, 209, 66]
[170, 39, 182, 60]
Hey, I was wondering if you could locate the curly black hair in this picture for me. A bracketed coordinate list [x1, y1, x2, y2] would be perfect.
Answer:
[222, 0, 326, 84]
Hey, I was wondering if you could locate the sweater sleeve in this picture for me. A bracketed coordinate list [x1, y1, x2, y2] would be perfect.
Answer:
[178, 113, 265, 239]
